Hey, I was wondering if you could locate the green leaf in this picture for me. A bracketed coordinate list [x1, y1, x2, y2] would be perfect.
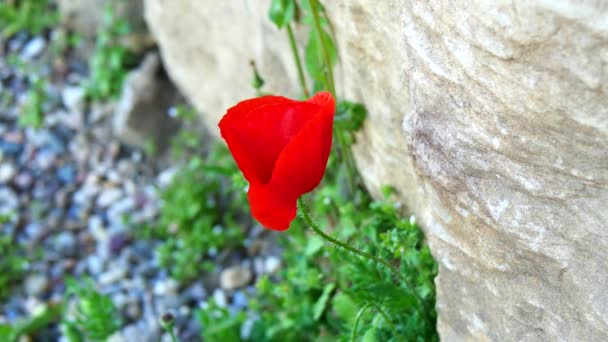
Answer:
[305, 28, 337, 84]
[0, 324, 15, 342]
[362, 327, 379, 342]
[331, 292, 358, 327]
[304, 235, 324, 257]
[313, 283, 336, 321]
[335, 101, 367, 132]
[268, 0, 296, 28]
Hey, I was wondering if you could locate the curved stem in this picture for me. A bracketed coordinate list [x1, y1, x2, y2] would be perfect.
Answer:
[351, 303, 399, 341]
[351, 303, 372, 342]
[286, 24, 309, 98]
[297, 198, 422, 307]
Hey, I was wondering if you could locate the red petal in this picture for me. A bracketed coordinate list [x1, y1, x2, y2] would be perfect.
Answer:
[247, 183, 296, 231]
[266, 92, 335, 201]
[219, 96, 319, 184]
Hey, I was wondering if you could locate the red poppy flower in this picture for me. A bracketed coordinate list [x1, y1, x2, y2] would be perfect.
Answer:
[219, 92, 335, 231]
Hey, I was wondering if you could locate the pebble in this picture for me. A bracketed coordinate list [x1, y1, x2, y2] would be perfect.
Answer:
[264, 256, 282, 274]
[0, 187, 18, 214]
[86, 254, 104, 274]
[99, 262, 128, 285]
[97, 187, 124, 208]
[0, 163, 16, 183]
[13, 171, 33, 189]
[56, 164, 76, 184]
[154, 278, 179, 297]
[232, 290, 248, 310]
[25, 274, 49, 297]
[61, 86, 86, 115]
[220, 265, 252, 290]
[109, 232, 131, 255]
[212, 289, 228, 308]
[21, 36, 46, 60]
[55, 232, 77, 257]
[125, 301, 142, 320]
[34, 150, 57, 170]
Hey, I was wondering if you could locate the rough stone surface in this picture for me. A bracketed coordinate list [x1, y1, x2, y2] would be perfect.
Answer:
[144, 0, 303, 129]
[112, 52, 180, 152]
[144, 0, 608, 340]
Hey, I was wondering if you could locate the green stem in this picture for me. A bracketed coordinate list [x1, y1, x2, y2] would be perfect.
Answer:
[168, 329, 178, 342]
[286, 24, 309, 98]
[308, 0, 335, 96]
[307, 0, 357, 193]
[351, 303, 399, 341]
[297, 198, 422, 307]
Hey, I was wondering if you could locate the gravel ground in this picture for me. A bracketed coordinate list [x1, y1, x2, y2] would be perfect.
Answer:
[1, 29, 280, 342]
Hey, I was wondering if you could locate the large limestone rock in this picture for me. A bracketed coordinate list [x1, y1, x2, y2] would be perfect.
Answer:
[144, 0, 303, 128]
[144, 0, 608, 340]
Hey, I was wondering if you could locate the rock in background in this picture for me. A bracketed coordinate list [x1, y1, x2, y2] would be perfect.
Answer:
[144, 0, 608, 340]
[58, 0, 153, 53]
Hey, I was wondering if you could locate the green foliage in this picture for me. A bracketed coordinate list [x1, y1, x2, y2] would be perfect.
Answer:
[335, 101, 367, 146]
[268, 0, 296, 29]
[85, 1, 132, 100]
[61, 278, 121, 342]
[0, 233, 27, 301]
[150, 109, 249, 281]
[0, 0, 59, 38]
[18, 76, 46, 129]
[300, 0, 337, 91]
[0, 304, 62, 342]
[196, 300, 246, 342]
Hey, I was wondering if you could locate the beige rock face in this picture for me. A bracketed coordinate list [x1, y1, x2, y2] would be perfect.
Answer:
[144, 0, 303, 129]
[144, 0, 608, 340]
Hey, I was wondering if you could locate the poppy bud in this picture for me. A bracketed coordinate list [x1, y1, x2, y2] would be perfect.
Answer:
[219, 92, 335, 230]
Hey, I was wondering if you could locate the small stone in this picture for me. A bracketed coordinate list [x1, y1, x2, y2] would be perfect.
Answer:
[34, 150, 57, 170]
[25, 223, 46, 241]
[212, 289, 228, 308]
[86, 254, 104, 274]
[112, 291, 129, 310]
[0, 163, 16, 183]
[157, 167, 177, 188]
[56, 164, 76, 184]
[61, 86, 86, 114]
[55, 232, 77, 257]
[109, 232, 131, 255]
[25, 274, 49, 297]
[21, 36, 46, 60]
[97, 187, 123, 208]
[107, 197, 135, 225]
[264, 256, 282, 275]
[99, 262, 128, 285]
[13, 171, 33, 189]
[0, 187, 19, 215]
[182, 283, 206, 302]
[232, 290, 248, 309]
[253, 258, 264, 275]
[154, 278, 179, 296]
[220, 265, 252, 290]
[125, 301, 141, 320]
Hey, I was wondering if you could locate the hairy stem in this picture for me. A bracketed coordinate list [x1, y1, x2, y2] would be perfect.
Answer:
[286, 24, 309, 98]
[297, 198, 422, 307]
